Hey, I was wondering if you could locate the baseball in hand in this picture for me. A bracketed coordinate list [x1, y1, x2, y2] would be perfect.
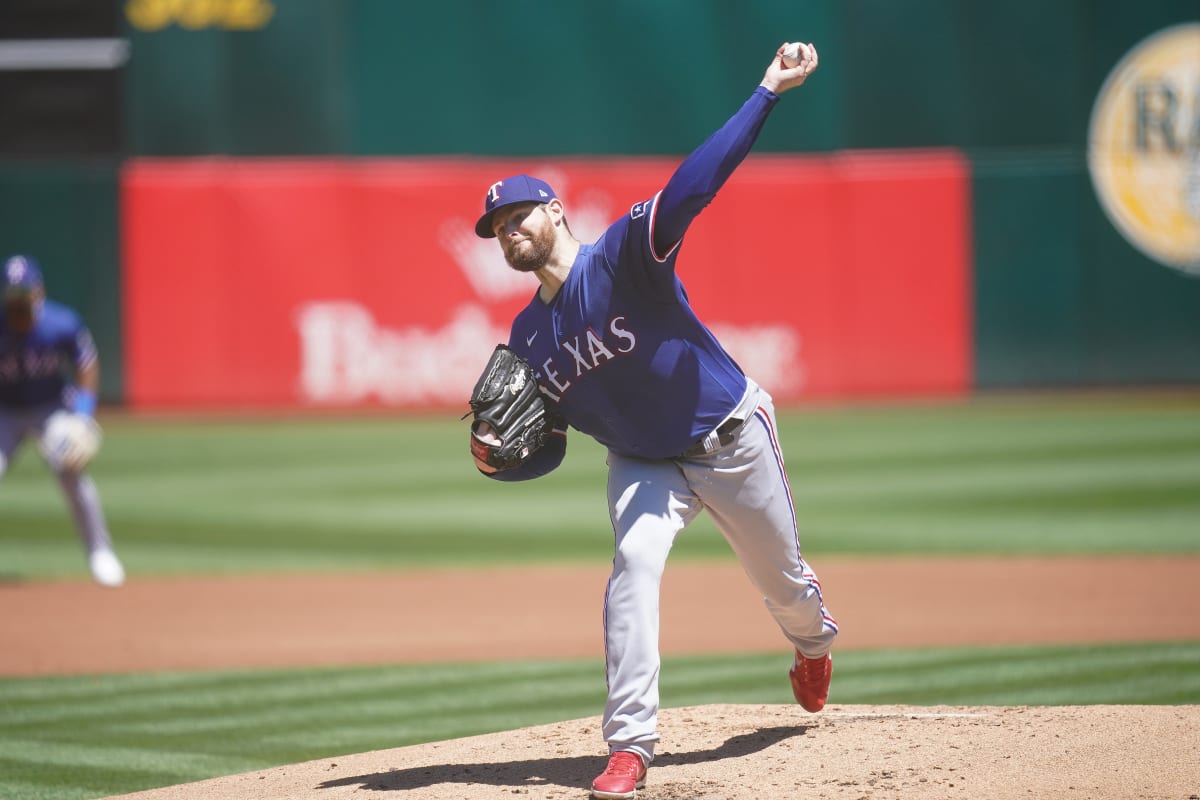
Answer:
[781, 42, 805, 68]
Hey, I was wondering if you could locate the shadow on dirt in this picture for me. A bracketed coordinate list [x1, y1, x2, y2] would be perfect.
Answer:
[318, 725, 810, 793]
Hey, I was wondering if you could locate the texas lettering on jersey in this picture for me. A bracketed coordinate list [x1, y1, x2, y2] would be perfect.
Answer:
[534, 315, 636, 401]
[506, 189, 748, 458]
[0, 350, 65, 381]
[0, 301, 95, 408]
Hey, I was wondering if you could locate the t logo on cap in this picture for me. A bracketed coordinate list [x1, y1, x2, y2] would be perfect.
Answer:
[3, 254, 43, 292]
[475, 174, 558, 238]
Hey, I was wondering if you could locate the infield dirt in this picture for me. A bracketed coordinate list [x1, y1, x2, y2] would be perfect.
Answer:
[104, 704, 1198, 800]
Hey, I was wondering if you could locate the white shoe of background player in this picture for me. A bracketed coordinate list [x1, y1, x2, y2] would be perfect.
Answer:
[88, 548, 125, 588]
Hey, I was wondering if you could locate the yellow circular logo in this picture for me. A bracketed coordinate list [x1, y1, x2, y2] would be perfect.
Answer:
[1088, 23, 1200, 275]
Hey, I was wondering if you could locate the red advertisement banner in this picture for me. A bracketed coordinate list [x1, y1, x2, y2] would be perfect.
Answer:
[121, 153, 970, 409]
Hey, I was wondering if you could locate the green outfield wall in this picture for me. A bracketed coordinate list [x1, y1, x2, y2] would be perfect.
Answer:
[0, 163, 124, 401]
[119, 1, 1197, 154]
[3, 0, 1196, 406]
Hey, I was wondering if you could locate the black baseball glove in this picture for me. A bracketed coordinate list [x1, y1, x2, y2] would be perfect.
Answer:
[467, 344, 550, 470]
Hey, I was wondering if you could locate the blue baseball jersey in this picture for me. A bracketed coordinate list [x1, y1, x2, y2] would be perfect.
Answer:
[0, 300, 98, 409]
[508, 196, 746, 459]
[489, 86, 780, 478]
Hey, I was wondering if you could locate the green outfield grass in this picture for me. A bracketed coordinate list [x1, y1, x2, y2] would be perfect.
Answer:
[2, 390, 1198, 579]
[0, 641, 1197, 800]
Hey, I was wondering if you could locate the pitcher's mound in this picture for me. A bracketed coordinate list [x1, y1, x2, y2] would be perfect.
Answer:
[107, 704, 1198, 800]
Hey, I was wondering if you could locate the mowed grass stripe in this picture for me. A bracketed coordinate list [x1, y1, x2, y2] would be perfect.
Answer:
[0, 740, 259, 777]
[0, 770, 188, 800]
[252, 706, 607, 753]
[785, 404, 1199, 456]
[837, 645, 1200, 705]
[0, 754, 254, 800]
[14, 678, 604, 741]
[3, 662, 600, 724]
[791, 450, 1200, 497]
[792, 505, 1200, 553]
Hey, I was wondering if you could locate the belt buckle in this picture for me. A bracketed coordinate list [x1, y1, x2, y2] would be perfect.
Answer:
[682, 417, 742, 459]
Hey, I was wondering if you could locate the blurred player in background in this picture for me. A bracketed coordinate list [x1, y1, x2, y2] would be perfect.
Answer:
[0, 254, 124, 587]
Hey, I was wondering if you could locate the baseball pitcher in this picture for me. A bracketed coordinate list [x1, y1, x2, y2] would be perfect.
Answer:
[465, 40, 836, 800]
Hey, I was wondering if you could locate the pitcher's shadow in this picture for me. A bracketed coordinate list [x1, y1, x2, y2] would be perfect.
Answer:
[318, 724, 809, 793]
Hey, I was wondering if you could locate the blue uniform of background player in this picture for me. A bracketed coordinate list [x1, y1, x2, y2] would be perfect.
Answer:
[0, 255, 124, 587]
[470, 42, 836, 799]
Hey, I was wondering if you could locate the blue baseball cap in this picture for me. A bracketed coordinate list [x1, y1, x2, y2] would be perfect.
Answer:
[2, 255, 43, 292]
[475, 174, 558, 238]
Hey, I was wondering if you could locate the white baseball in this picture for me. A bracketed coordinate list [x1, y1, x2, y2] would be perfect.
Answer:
[782, 42, 804, 68]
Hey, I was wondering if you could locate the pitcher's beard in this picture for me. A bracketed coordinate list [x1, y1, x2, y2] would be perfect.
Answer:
[504, 230, 554, 273]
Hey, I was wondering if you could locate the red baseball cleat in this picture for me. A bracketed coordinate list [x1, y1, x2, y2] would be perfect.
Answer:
[790, 651, 832, 712]
[591, 750, 647, 799]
